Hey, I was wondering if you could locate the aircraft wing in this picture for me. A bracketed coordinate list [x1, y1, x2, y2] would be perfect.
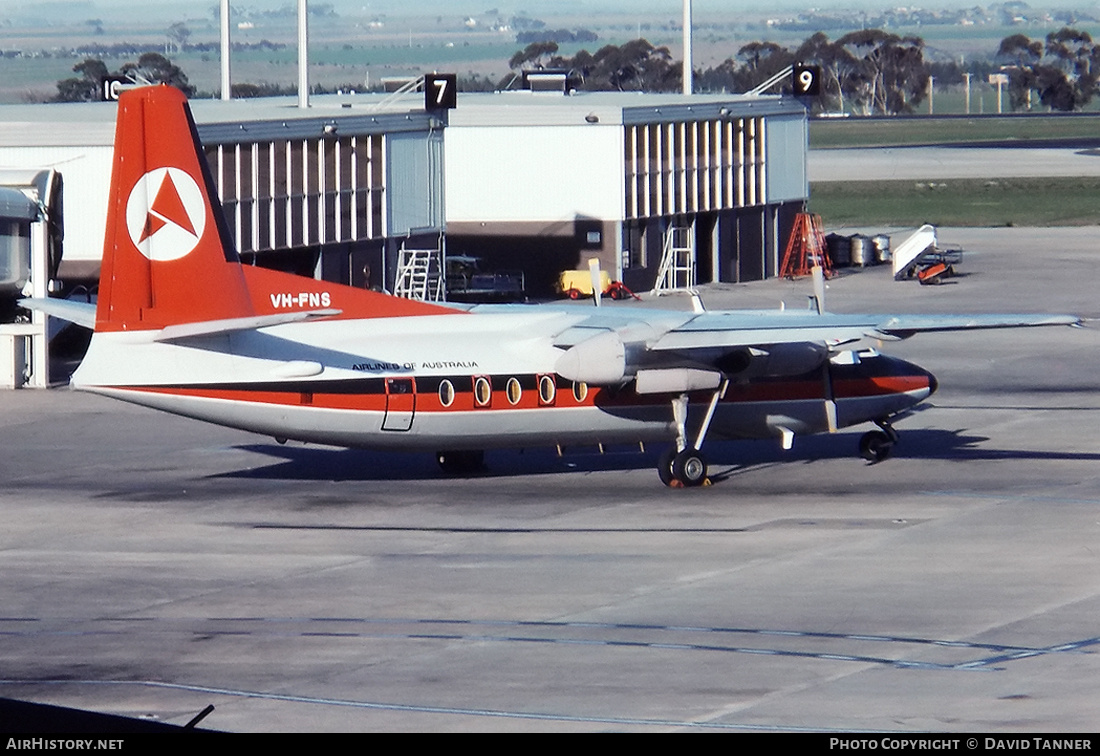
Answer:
[870, 313, 1080, 338]
[554, 308, 1080, 388]
[649, 311, 1081, 351]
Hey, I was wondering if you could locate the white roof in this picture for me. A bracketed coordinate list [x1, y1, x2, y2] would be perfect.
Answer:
[0, 89, 805, 148]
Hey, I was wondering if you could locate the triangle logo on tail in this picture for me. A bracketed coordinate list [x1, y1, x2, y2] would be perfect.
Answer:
[126, 167, 206, 261]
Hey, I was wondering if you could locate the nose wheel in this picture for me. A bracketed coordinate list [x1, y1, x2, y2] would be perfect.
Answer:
[859, 419, 899, 463]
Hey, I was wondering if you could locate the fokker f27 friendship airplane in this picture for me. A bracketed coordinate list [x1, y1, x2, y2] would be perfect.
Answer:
[24, 86, 1080, 487]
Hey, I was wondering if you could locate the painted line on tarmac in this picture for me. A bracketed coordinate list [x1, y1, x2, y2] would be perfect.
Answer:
[8, 616, 1091, 671]
[0, 678, 885, 732]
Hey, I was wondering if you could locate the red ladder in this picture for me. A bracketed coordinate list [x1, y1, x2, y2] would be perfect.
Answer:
[779, 213, 834, 279]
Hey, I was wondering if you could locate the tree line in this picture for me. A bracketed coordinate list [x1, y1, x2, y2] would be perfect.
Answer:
[510, 27, 1100, 115]
[54, 54, 195, 102]
[51, 26, 1100, 114]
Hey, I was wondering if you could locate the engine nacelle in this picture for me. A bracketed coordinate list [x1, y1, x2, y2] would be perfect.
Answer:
[554, 330, 627, 385]
[634, 368, 722, 395]
[716, 342, 828, 378]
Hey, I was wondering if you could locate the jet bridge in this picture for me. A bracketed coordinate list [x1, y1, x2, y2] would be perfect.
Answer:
[0, 169, 62, 388]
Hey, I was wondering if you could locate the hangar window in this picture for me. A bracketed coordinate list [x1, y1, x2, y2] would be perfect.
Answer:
[438, 379, 455, 407]
[538, 375, 556, 406]
[473, 376, 492, 407]
[506, 377, 522, 405]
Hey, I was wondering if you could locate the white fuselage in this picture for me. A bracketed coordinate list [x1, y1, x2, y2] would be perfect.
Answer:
[72, 305, 935, 452]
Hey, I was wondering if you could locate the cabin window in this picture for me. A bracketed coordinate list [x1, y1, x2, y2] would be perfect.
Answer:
[438, 379, 455, 407]
[506, 377, 522, 405]
[474, 376, 492, 407]
[538, 375, 556, 405]
[572, 381, 588, 403]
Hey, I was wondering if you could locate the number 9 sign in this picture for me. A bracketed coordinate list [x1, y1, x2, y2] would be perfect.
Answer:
[792, 64, 821, 97]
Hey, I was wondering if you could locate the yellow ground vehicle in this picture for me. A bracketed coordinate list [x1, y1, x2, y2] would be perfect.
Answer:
[557, 269, 636, 300]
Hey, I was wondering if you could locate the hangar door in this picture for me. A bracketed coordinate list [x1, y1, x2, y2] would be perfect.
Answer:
[386, 131, 444, 237]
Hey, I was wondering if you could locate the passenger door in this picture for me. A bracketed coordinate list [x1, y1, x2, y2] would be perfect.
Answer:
[382, 377, 416, 431]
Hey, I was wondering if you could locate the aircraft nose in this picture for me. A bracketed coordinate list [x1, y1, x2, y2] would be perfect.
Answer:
[925, 369, 939, 397]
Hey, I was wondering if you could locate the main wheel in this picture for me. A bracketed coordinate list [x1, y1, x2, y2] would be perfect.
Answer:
[436, 450, 485, 475]
[657, 446, 677, 486]
[671, 449, 708, 487]
[859, 431, 893, 463]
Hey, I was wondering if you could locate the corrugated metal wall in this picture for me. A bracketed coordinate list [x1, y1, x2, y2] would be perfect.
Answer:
[623, 116, 767, 220]
[205, 135, 386, 255]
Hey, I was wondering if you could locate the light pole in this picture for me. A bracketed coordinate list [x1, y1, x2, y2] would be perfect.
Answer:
[682, 0, 692, 95]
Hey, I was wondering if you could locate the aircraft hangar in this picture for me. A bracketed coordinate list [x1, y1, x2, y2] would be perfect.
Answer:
[0, 84, 808, 386]
[445, 88, 808, 295]
[0, 96, 447, 290]
[0, 82, 807, 291]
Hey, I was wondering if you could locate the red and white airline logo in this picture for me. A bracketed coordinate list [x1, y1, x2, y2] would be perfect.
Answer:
[125, 168, 206, 261]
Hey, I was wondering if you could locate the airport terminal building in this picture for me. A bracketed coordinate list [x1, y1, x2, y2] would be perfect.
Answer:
[0, 85, 808, 305]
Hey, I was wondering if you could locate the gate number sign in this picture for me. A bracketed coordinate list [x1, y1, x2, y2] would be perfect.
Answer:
[792, 64, 821, 97]
[425, 74, 457, 110]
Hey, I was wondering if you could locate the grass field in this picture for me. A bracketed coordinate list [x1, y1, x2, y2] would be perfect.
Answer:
[810, 113, 1100, 148]
[808, 114, 1100, 226]
[809, 176, 1100, 227]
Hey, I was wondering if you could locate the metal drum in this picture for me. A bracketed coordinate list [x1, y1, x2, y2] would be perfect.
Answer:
[850, 234, 873, 267]
[826, 233, 851, 267]
[873, 234, 892, 264]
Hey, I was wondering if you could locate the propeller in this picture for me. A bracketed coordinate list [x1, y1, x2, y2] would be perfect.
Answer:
[810, 264, 826, 315]
[588, 258, 603, 308]
[822, 359, 839, 433]
[810, 264, 837, 431]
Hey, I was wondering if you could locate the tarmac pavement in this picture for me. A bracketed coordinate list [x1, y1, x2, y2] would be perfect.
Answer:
[1, 228, 1098, 732]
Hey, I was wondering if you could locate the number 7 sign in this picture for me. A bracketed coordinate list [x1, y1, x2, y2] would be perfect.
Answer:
[425, 74, 457, 110]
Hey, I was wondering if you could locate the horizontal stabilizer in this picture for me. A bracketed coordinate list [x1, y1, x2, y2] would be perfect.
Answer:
[18, 298, 97, 329]
[154, 309, 342, 342]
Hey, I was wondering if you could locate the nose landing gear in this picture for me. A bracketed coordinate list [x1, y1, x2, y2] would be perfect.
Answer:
[859, 418, 899, 463]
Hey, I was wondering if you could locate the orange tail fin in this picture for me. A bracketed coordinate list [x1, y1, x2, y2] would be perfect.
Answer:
[95, 85, 253, 332]
[95, 84, 461, 330]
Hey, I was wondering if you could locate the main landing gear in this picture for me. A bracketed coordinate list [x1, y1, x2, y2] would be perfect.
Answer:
[859, 418, 899, 463]
[658, 380, 729, 488]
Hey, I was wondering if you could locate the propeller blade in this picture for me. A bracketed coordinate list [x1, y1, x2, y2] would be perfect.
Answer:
[588, 258, 603, 308]
[811, 264, 826, 315]
[822, 359, 838, 433]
